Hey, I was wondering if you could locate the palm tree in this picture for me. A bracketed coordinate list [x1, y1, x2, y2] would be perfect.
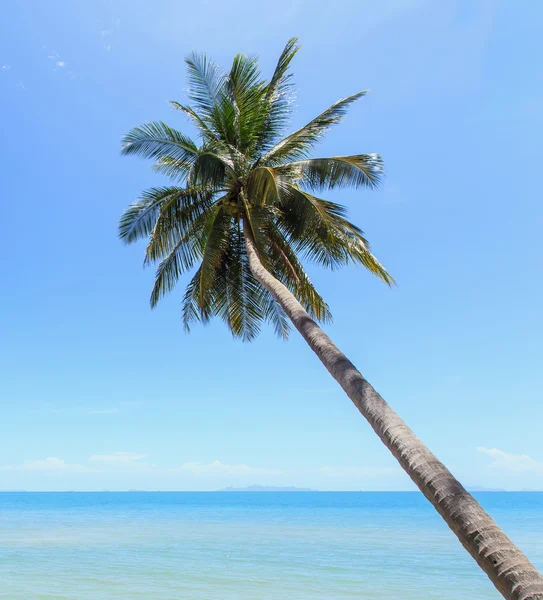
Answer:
[119, 38, 543, 599]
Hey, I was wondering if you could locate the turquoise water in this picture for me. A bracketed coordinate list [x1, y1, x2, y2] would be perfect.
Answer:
[1, 492, 542, 599]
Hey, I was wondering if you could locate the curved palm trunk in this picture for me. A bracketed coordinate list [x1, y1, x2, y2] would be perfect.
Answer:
[242, 218, 543, 600]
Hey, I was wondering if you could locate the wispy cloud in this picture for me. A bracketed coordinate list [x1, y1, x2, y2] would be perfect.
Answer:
[172, 460, 285, 476]
[47, 51, 65, 70]
[17, 81, 28, 92]
[1, 65, 10, 71]
[99, 17, 120, 51]
[89, 452, 148, 464]
[477, 447, 543, 474]
[45, 49, 72, 76]
[0, 454, 405, 488]
[0, 453, 149, 474]
[0, 457, 89, 473]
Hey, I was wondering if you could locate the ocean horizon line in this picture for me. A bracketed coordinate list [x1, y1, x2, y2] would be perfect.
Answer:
[1, 488, 541, 493]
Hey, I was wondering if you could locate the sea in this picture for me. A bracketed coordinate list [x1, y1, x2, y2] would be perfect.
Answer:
[0, 492, 542, 599]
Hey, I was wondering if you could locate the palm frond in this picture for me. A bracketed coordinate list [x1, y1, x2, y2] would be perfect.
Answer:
[239, 193, 270, 261]
[185, 52, 239, 145]
[262, 221, 333, 322]
[224, 247, 264, 341]
[149, 229, 203, 308]
[181, 265, 211, 332]
[275, 185, 393, 283]
[260, 92, 367, 165]
[170, 101, 250, 171]
[225, 53, 267, 151]
[267, 37, 300, 97]
[246, 166, 283, 206]
[121, 122, 198, 170]
[252, 37, 301, 154]
[170, 101, 220, 143]
[189, 148, 237, 187]
[340, 231, 394, 285]
[144, 188, 217, 263]
[279, 154, 384, 191]
[198, 205, 232, 307]
[201, 224, 264, 341]
[119, 187, 181, 244]
[184, 53, 225, 120]
[260, 288, 290, 339]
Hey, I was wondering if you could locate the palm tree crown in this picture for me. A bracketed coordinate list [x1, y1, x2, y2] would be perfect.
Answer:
[119, 37, 393, 340]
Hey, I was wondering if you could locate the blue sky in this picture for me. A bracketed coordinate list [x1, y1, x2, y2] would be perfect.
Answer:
[1, 0, 542, 491]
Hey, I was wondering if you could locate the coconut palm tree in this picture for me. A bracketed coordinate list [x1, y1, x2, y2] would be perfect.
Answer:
[119, 38, 543, 599]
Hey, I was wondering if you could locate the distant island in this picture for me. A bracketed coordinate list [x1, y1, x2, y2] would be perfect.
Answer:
[220, 485, 315, 492]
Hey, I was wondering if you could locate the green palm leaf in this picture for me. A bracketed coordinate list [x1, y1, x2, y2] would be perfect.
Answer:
[144, 188, 216, 263]
[260, 288, 290, 339]
[253, 37, 301, 155]
[266, 37, 300, 98]
[184, 52, 225, 121]
[149, 232, 202, 308]
[246, 166, 283, 206]
[198, 204, 231, 307]
[224, 253, 264, 341]
[225, 53, 266, 151]
[181, 265, 210, 331]
[121, 121, 198, 167]
[279, 154, 384, 190]
[260, 92, 367, 165]
[119, 187, 181, 244]
[274, 185, 393, 284]
[185, 52, 239, 145]
[263, 221, 333, 322]
[170, 101, 220, 143]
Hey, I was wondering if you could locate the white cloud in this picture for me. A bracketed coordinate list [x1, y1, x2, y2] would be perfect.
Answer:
[47, 51, 68, 73]
[17, 81, 28, 92]
[173, 460, 284, 477]
[99, 17, 120, 51]
[0, 457, 89, 473]
[1, 65, 10, 71]
[88, 408, 120, 415]
[0, 453, 408, 490]
[89, 452, 148, 464]
[477, 447, 543, 474]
